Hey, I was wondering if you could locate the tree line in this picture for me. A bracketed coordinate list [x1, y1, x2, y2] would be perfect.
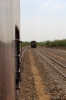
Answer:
[22, 39, 66, 47]
[38, 39, 66, 47]
[21, 41, 30, 46]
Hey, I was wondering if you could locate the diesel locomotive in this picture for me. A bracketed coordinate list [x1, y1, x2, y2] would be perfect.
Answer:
[0, 0, 21, 100]
[31, 41, 37, 48]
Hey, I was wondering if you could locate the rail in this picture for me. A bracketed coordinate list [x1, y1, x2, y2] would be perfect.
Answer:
[43, 47, 66, 56]
[35, 49, 66, 78]
[38, 48, 66, 68]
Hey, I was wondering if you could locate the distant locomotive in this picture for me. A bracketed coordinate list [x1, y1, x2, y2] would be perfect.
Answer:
[0, 1, 21, 100]
[31, 41, 37, 48]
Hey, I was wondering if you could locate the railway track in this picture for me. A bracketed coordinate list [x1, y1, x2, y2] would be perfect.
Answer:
[46, 48, 66, 54]
[35, 48, 66, 78]
[40, 47, 66, 57]
[19, 47, 26, 81]
[38, 47, 66, 66]
[21, 47, 26, 57]
[22, 46, 30, 57]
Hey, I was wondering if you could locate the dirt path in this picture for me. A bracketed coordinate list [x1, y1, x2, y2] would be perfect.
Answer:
[20, 49, 38, 100]
[29, 50, 50, 100]
[20, 49, 50, 100]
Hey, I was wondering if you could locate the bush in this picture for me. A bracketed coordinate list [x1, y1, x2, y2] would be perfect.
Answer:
[44, 39, 66, 47]
[21, 41, 30, 46]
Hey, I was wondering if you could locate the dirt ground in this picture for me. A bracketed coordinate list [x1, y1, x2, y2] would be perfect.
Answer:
[20, 48, 66, 100]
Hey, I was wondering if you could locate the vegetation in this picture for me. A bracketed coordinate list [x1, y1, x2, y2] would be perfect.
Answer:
[37, 39, 66, 47]
[37, 42, 45, 46]
[21, 39, 66, 47]
[21, 41, 30, 46]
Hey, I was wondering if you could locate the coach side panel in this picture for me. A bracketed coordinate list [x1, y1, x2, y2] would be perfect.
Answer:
[0, 0, 20, 100]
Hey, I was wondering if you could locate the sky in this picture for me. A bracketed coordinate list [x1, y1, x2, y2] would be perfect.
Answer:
[20, 0, 66, 42]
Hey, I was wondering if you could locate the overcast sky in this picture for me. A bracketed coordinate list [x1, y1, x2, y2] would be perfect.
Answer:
[20, 0, 66, 42]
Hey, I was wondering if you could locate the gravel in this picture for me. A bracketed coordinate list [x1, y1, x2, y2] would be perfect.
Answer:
[20, 49, 38, 100]
[33, 49, 66, 100]
[20, 47, 66, 100]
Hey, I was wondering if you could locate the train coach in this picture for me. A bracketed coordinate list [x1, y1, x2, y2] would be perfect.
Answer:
[0, 0, 21, 100]
[31, 41, 37, 48]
